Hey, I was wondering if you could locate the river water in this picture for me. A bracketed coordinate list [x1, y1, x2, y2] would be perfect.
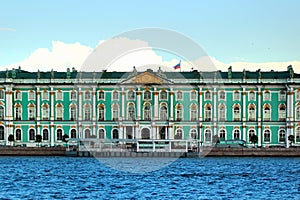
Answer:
[0, 156, 299, 199]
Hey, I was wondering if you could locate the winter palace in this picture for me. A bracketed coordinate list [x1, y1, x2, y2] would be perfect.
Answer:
[0, 65, 299, 148]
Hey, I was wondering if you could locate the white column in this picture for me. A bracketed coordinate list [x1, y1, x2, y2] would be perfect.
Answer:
[199, 88, 203, 121]
[137, 88, 141, 120]
[37, 87, 41, 137]
[121, 88, 125, 120]
[154, 88, 158, 120]
[213, 88, 217, 136]
[242, 88, 246, 141]
[5, 85, 13, 146]
[78, 88, 82, 121]
[170, 89, 174, 120]
[50, 87, 55, 146]
[257, 87, 262, 147]
[92, 87, 96, 136]
[286, 87, 293, 148]
[152, 123, 156, 139]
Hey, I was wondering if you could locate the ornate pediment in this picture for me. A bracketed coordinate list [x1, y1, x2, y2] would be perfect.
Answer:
[131, 72, 163, 84]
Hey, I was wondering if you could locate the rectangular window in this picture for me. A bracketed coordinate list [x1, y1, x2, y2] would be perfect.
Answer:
[70, 90, 77, 100]
[42, 91, 48, 100]
[0, 90, 4, 100]
[28, 90, 35, 100]
[219, 91, 225, 100]
[233, 91, 240, 101]
[249, 91, 255, 101]
[176, 91, 183, 100]
[205, 91, 211, 100]
[191, 91, 197, 100]
[15, 91, 21, 100]
[279, 91, 286, 101]
[56, 90, 63, 100]
[264, 91, 271, 101]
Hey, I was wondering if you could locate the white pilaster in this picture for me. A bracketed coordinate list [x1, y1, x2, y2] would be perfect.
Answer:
[170, 89, 174, 120]
[137, 88, 141, 120]
[154, 88, 158, 120]
[257, 87, 262, 147]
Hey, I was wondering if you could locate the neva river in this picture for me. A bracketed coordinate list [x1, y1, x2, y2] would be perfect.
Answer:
[0, 157, 299, 199]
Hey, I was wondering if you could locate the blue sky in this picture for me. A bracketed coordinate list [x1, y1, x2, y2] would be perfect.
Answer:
[0, 0, 300, 71]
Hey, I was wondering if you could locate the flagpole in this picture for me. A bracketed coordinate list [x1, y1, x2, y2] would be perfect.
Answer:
[180, 60, 181, 72]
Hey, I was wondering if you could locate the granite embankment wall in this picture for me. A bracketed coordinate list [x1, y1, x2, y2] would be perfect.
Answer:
[73, 148, 300, 157]
[0, 147, 66, 156]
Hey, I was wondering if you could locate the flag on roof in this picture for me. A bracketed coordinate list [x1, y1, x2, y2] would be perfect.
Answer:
[173, 61, 181, 70]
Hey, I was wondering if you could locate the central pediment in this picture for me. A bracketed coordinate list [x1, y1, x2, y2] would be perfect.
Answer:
[122, 71, 172, 84]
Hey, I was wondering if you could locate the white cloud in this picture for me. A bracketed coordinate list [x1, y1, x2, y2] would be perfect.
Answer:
[3, 39, 300, 73]
[3, 41, 93, 72]
[0, 27, 16, 31]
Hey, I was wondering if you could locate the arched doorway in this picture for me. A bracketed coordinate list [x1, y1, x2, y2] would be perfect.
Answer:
[141, 128, 150, 139]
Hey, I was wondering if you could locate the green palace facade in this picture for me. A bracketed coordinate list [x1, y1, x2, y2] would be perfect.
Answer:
[0, 66, 300, 147]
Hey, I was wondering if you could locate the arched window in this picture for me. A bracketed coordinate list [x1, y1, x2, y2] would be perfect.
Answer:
[219, 90, 225, 100]
[98, 90, 104, 100]
[296, 106, 300, 121]
[264, 129, 271, 142]
[218, 104, 226, 121]
[279, 129, 285, 142]
[70, 104, 77, 121]
[176, 104, 183, 121]
[248, 104, 255, 121]
[112, 129, 119, 139]
[278, 104, 286, 121]
[264, 91, 271, 101]
[56, 103, 63, 120]
[205, 91, 211, 100]
[57, 129, 63, 140]
[56, 90, 62, 100]
[204, 104, 212, 121]
[16, 129, 22, 141]
[190, 104, 198, 121]
[249, 91, 255, 101]
[85, 90, 91, 100]
[175, 129, 183, 139]
[205, 129, 212, 141]
[70, 90, 77, 100]
[70, 129, 77, 139]
[112, 104, 118, 121]
[127, 103, 135, 120]
[84, 129, 91, 138]
[29, 129, 35, 141]
[15, 90, 21, 100]
[143, 103, 151, 120]
[296, 127, 300, 142]
[28, 103, 36, 120]
[191, 90, 197, 100]
[233, 104, 240, 121]
[263, 104, 271, 121]
[233, 129, 240, 140]
[144, 90, 151, 100]
[219, 129, 226, 141]
[42, 104, 49, 120]
[160, 103, 168, 121]
[128, 90, 135, 100]
[177, 91, 183, 100]
[0, 106, 4, 120]
[190, 129, 198, 139]
[0, 126, 4, 140]
[97, 104, 104, 121]
[98, 129, 105, 139]
[15, 104, 22, 120]
[160, 90, 167, 100]
[43, 129, 49, 141]
[112, 90, 119, 100]
[248, 129, 255, 141]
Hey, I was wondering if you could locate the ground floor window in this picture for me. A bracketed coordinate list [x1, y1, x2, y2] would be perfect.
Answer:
[279, 129, 285, 142]
[85, 129, 91, 138]
[0, 126, 4, 140]
[43, 129, 49, 141]
[112, 129, 119, 139]
[98, 129, 105, 139]
[16, 129, 21, 141]
[71, 129, 77, 138]
[57, 129, 63, 140]
[175, 129, 183, 139]
[233, 129, 240, 140]
[29, 129, 35, 141]
[264, 129, 271, 142]
[205, 129, 212, 142]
